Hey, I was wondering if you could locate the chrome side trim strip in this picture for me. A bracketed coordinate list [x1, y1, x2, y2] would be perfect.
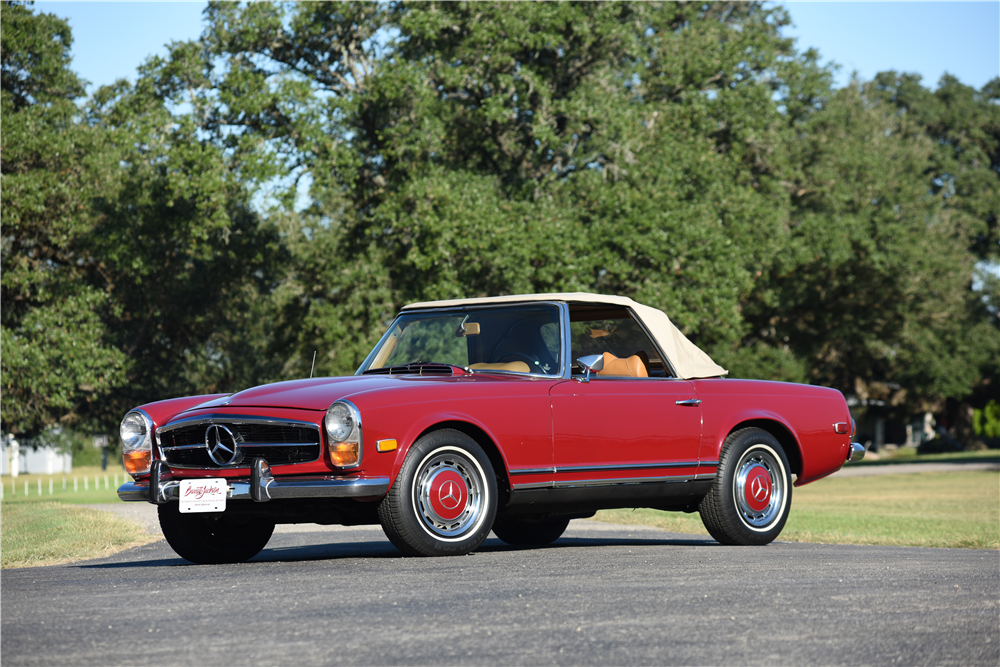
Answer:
[508, 481, 554, 490]
[509, 467, 556, 476]
[556, 461, 700, 474]
[118, 474, 391, 503]
[511, 472, 716, 489]
[553, 473, 710, 488]
[511, 461, 702, 476]
[699, 460, 719, 467]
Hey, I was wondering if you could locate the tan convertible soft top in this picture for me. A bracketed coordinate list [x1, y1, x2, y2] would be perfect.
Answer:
[403, 292, 728, 379]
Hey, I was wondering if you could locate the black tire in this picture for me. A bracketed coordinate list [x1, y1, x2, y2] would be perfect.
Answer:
[378, 429, 497, 556]
[158, 504, 275, 564]
[698, 427, 792, 546]
[492, 516, 570, 546]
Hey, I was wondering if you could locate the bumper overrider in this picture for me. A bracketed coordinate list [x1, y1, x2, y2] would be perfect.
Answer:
[118, 459, 390, 504]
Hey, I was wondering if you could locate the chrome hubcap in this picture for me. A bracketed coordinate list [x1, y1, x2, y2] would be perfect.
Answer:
[734, 446, 785, 529]
[414, 448, 485, 539]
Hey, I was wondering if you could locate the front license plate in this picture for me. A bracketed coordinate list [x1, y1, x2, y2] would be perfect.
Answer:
[179, 478, 228, 513]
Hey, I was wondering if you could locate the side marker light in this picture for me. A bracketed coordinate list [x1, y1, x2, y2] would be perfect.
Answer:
[376, 439, 398, 453]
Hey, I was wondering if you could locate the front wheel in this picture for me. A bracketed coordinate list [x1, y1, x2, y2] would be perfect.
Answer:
[698, 427, 792, 546]
[158, 504, 275, 564]
[378, 429, 498, 556]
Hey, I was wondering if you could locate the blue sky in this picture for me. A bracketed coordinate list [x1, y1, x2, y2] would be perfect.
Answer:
[36, 1, 1000, 95]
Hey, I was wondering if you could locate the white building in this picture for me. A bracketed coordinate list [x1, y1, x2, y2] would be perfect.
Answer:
[1, 436, 73, 476]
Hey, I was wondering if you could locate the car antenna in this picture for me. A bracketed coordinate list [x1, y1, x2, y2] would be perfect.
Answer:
[310, 351, 317, 379]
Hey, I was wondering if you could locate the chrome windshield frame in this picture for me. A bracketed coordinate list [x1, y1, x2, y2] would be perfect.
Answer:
[356, 301, 571, 380]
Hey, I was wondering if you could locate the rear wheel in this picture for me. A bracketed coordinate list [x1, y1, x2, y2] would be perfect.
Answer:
[158, 504, 274, 564]
[698, 427, 791, 546]
[492, 516, 570, 546]
[378, 429, 497, 556]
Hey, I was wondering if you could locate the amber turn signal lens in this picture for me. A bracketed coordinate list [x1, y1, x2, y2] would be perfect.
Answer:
[123, 450, 151, 475]
[376, 439, 397, 452]
[328, 442, 360, 467]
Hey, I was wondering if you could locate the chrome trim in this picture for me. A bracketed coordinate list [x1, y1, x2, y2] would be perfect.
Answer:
[699, 460, 720, 467]
[576, 354, 604, 383]
[510, 481, 555, 490]
[847, 442, 866, 463]
[161, 441, 321, 452]
[156, 415, 322, 470]
[356, 301, 569, 380]
[121, 408, 155, 476]
[509, 466, 557, 476]
[117, 474, 391, 503]
[553, 474, 706, 488]
[325, 399, 363, 469]
[556, 461, 701, 473]
[675, 398, 702, 407]
[149, 459, 168, 503]
[512, 471, 716, 489]
[157, 413, 322, 433]
[205, 424, 242, 466]
[557, 301, 572, 379]
[251, 458, 273, 502]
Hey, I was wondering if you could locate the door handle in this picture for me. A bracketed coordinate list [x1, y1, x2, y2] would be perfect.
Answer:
[675, 399, 701, 406]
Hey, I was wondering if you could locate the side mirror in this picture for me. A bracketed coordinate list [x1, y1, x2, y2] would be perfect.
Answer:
[576, 354, 604, 383]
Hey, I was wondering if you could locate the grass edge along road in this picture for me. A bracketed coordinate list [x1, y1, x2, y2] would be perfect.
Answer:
[2, 467, 998, 569]
[1, 502, 160, 569]
[595, 470, 1000, 550]
[1, 465, 161, 569]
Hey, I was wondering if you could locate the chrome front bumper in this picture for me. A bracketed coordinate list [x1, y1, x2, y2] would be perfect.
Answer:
[118, 459, 389, 504]
[847, 442, 866, 463]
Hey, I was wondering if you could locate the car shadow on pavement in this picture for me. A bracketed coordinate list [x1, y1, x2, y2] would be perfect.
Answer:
[76, 532, 717, 569]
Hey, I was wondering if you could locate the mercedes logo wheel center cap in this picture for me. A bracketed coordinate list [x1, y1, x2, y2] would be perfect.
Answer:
[743, 465, 772, 512]
[427, 468, 469, 521]
[205, 424, 243, 466]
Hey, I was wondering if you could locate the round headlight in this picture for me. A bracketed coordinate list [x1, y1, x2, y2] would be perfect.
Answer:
[120, 412, 150, 450]
[325, 402, 355, 442]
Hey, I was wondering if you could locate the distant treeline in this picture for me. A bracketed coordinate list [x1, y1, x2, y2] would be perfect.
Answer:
[2, 1, 998, 439]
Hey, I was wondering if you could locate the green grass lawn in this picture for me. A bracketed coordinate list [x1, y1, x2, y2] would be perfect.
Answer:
[1, 501, 158, 569]
[1, 466, 127, 505]
[594, 470, 1000, 549]
[0, 466, 160, 568]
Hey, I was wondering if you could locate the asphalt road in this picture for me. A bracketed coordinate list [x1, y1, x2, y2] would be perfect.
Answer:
[2, 520, 997, 666]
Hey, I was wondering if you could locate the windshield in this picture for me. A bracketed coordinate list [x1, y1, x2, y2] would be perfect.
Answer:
[359, 305, 562, 375]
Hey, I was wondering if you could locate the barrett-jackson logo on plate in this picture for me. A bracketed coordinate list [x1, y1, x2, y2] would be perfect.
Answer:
[179, 478, 228, 513]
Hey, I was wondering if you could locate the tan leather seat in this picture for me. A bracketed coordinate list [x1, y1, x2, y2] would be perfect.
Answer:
[597, 352, 649, 378]
[470, 361, 531, 373]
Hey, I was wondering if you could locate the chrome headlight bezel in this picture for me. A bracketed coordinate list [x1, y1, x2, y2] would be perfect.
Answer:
[324, 400, 362, 468]
[120, 410, 153, 476]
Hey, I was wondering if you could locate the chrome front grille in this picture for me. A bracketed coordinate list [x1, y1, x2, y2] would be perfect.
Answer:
[157, 416, 321, 469]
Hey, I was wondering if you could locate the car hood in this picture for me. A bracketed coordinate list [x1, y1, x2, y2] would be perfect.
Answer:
[189, 376, 402, 413]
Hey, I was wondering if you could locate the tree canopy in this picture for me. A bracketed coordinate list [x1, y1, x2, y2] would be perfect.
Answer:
[2, 1, 998, 443]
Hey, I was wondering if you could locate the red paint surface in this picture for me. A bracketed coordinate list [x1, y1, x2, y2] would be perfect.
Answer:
[132, 372, 851, 493]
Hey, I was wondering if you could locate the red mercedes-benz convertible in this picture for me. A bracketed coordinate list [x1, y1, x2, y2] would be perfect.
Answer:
[117, 293, 864, 562]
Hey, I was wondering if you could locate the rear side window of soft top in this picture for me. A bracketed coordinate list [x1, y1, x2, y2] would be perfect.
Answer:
[568, 305, 672, 378]
[359, 305, 562, 375]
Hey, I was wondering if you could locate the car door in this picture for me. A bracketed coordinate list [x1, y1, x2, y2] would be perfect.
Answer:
[549, 377, 702, 485]
[549, 305, 703, 487]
